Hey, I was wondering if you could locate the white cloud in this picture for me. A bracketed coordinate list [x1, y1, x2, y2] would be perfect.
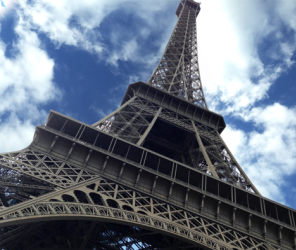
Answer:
[0, 5, 60, 153]
[107, 38, 139, 66]
[0, 114, 36, 153]
[222, 103, 296, 204]
[0, 17, 59, 113]
[275, 1, 296, 31]
[16, 0, 177, 66]
[198, 0, 296, 114]
[0, 0, 15, 18]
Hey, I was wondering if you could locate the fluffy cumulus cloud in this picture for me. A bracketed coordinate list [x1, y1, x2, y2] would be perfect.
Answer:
[0, 7, 59, 153]
[0, 24, 57, 113]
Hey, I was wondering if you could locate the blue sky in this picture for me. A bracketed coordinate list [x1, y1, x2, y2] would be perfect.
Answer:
[0, 0, 296, 209]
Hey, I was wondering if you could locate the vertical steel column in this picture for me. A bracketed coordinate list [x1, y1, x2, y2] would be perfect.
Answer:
[192, 121, 218, 178]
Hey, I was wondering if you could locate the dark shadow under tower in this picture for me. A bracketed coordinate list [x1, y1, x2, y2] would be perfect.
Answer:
[0, 0, 296, 249]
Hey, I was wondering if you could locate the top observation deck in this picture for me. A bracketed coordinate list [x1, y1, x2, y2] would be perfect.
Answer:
[176, 0, 201, 17]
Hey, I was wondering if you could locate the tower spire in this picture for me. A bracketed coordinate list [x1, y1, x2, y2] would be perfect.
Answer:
[147, 0, 207, 108]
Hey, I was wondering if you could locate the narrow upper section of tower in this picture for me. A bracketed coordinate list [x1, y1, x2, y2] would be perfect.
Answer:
[176, 0, 201, 17]
[147, 0, 207, 108]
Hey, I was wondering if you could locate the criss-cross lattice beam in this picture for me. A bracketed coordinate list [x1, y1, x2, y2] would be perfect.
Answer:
[90, 94, 259, 193]
[148, 0, 207, 108]
[0, 149, 98, 188]
[0, 177, 279, 250]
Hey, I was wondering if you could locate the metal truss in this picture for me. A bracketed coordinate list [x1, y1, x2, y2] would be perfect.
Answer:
[95, 95, 258, 193]
[148, 0, 207, 108]
[0, 149, 98, 187]
[0, 176, 277, 250]
[193, 122, 258, 193]
[0, 149, 99, 206]
[96, 96, 157, 144]
[35, 109, 296, 248]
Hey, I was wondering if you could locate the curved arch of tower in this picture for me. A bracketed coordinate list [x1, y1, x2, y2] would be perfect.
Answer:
[0, 0, 296, 249]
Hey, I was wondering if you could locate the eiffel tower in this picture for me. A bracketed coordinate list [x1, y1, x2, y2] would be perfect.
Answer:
[0, 0, 295, 249]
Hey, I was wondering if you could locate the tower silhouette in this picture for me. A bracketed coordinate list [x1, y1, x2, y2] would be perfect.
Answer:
[0, 0, 295, 249]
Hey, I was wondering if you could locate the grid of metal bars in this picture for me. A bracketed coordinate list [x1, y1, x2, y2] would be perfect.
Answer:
[148, 0, 207, 108]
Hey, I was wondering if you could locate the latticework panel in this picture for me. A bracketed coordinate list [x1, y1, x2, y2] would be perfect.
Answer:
[96, 97, 157, 144]
[194, 123, 255, 192]
[0, 177, 278, 250]
[94, 95, 256, 193]
[0, 149, 99, 206]
[148, 1, 207, 108]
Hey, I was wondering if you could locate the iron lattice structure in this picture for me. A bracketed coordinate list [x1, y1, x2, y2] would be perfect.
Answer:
[148, 0, 207, 108]
[0, 0, 296, 249]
